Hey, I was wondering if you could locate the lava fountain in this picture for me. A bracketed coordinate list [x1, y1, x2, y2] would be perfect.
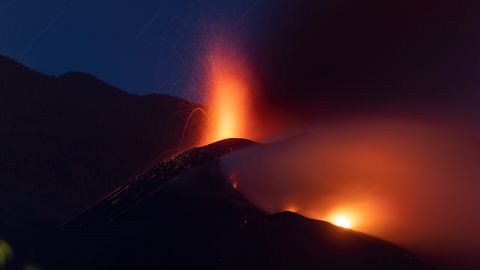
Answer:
[200, 37, 253, 145]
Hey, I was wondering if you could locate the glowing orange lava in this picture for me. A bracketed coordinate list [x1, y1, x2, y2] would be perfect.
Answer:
[333, 216, 352, 229]
[201, 38, 252, 145]
[324, 209, 358, 230]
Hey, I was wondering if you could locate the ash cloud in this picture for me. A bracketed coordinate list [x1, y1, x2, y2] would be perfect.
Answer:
[221, 1, 480, 268]
[221, 121, 480, 269]
[242, 0, 480, 137]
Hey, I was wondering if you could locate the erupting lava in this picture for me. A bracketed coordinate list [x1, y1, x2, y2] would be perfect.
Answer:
[333, 215, 352, 229]
[201, 38, 252, 145]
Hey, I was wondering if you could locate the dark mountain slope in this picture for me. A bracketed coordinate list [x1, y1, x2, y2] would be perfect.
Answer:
[0, 55, 204, 224]
[0, 57, 430, 269]
[25, 138, 428, 270]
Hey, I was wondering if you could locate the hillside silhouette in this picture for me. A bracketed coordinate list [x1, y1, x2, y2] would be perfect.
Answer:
[4, 139, 430, 270]
[0, 55, 204, 225]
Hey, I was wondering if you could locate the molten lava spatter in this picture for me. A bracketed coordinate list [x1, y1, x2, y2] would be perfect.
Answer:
[202, 39, 252, 145]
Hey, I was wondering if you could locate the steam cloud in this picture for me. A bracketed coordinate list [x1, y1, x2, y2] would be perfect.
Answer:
[221, 120, 480, 268]
[214, 1, 480, 268]
[243, 0, 480, 140]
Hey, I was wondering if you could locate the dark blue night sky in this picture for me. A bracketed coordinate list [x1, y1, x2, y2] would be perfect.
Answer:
[0, 0, 257, 99]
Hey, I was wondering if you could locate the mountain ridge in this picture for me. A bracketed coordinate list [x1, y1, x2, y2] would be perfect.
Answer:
[0, 54, 204, 225]
[55, 138, 430, 270]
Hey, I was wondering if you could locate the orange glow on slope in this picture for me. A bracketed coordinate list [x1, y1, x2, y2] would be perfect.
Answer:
[321, 208, 358, 230]
[333, 215, 352, 229]
[201, 39, 252, 145]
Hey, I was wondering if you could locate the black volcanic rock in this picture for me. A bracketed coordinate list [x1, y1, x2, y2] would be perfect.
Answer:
[0, 55, 204, 225]
[16, 138, 429, 270]
[65, 138, 258, 228]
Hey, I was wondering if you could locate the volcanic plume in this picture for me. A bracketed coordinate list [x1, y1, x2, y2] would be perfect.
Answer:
[1, 0, 479, 269]
[220, 121, 480, 268]
[192, 0, 480, 268]
[242, 0, 480, 138]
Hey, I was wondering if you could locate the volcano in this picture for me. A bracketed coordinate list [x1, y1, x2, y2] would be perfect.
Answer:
[0, 139, 429, 269]
[0, 55, 432, 269]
